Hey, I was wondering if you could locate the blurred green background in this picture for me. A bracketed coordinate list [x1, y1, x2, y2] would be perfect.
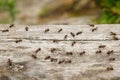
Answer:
[0, 0, 120, 24]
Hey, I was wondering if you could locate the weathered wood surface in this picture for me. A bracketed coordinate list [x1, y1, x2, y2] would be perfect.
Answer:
[0, 24, 120, 80]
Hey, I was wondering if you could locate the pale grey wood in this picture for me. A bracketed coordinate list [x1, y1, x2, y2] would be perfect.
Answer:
[0, 24, 120, 80]
[0, 24, 120, 40]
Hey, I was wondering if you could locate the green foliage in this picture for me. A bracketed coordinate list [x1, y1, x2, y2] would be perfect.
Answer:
[96, 0, 120, 23]
[0, 0, 17, 22]
[39, 6, 51, 18]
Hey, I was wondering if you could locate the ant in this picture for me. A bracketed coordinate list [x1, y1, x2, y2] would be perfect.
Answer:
[106, 66, 114, 71]
[9, 24, 14, 28]
[7, 59, 13, 67]
[96, 50, 102, 54]
[89, 24, 94, 27]
[70, 32, 75, 37]
[108, 58, 115, 61]
[80, 51, 85, 55]
[7, 59, 14, 70]
[44, 56, 51, 60]
[51, 58, 57, 62]
[71, 41, 76, 46]
[58, 60, 65, 64]
[51, 48, 56, 53]
[2, 29, 9, 32]
[35, 48, 41, 53]
[66, 52, 73, 56]
[113, 36, 119, 40]
[92, 27, 97, 32]
[107, 50, 114, 55]
[25, 27, 29, 31]
[65, 60, 72, 64]
[58, 28, 62, 33]
[44, 28, 49, 33]
[64, 35, 67, 39]
[31, 54, 37, 59]
[31, 48, 41, 59]
[99, 45, 106, 48]
[15, 39, 22, 43]
[110, 32, 119, 40]
[110, 32, 116, 36]
[76, 31, 82, 35]
[53, 39, 59, 43]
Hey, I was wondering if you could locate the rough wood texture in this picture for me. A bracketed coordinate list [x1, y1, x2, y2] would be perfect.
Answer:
[0, 24, 120, 80]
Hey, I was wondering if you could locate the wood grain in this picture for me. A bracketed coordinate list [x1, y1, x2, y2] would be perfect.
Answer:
[0, 24, 120, 80]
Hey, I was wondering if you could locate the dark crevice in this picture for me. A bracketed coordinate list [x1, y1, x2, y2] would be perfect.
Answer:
[0, 39, 119, 43]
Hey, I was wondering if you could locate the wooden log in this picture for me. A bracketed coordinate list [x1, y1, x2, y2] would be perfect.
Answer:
[0, 24, 120, 80]
[0, 24, 120, 40]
